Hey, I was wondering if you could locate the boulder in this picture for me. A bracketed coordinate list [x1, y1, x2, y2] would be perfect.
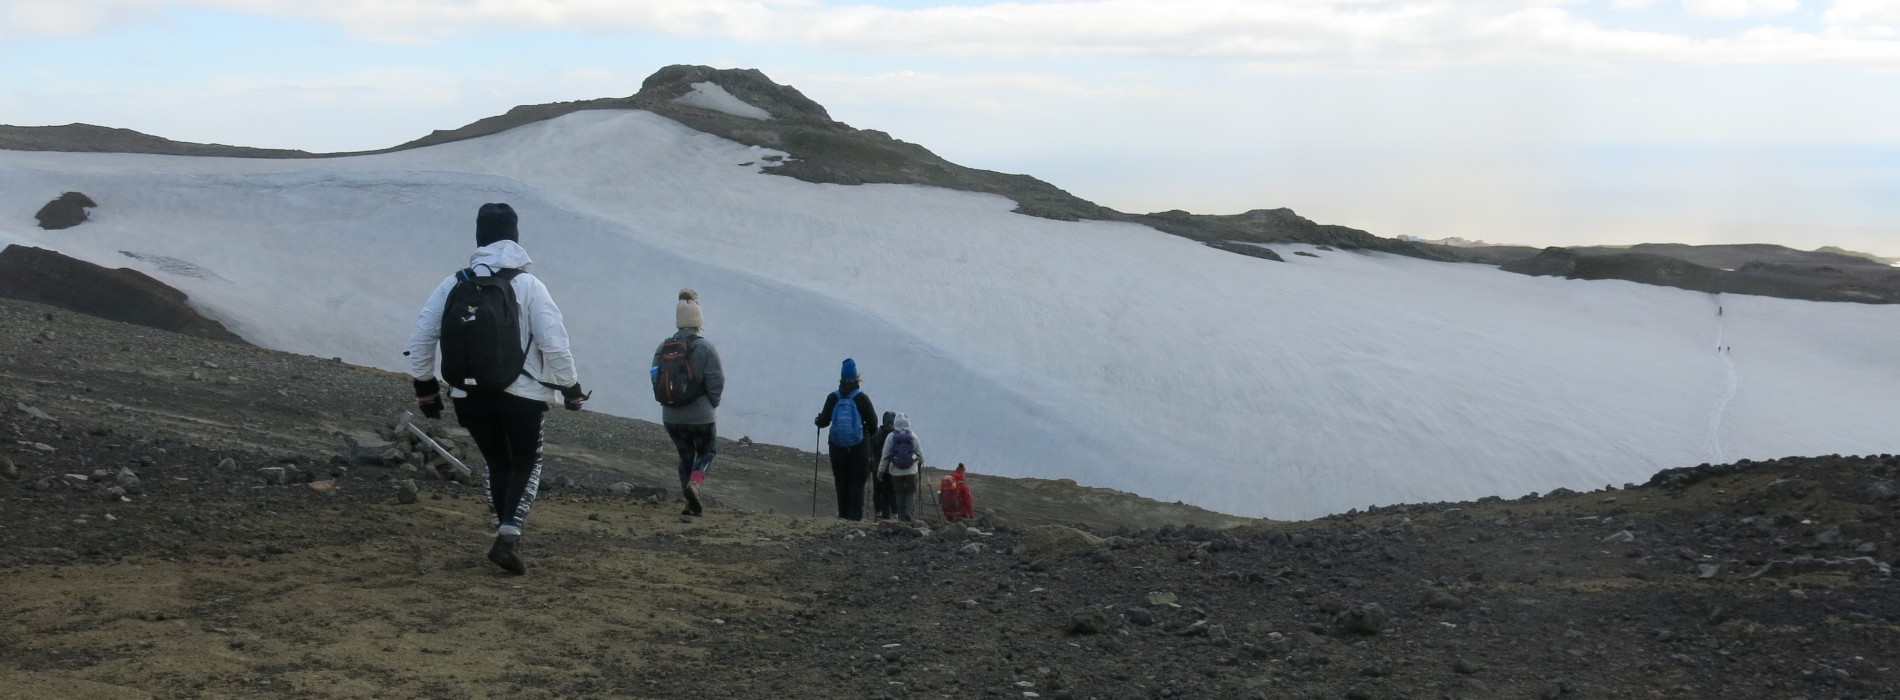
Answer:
[1065, 610, 1108, 636]
[396, 479, 419, 505]
[34, 192, 96, 230]
[258, 467, 287, 485]
[1334, 603, 1387, 636]
[1013, 525, 1104, 557]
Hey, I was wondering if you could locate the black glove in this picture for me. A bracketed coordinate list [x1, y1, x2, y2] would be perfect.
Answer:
[814, 415, 826, 428]
[559, 383, 590, 412]
[413, 378, 443, 419]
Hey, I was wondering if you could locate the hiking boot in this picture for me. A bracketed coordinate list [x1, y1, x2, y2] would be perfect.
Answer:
[683, 481, 703, 516]
[487, 534, 526, 575]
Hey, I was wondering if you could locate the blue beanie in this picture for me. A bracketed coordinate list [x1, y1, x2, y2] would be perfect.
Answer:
[841, 358, 859, 381]
[476, 203, 519, 247]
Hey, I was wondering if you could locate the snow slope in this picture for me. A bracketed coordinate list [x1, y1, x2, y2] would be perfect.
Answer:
[4, 107, 1899, 519]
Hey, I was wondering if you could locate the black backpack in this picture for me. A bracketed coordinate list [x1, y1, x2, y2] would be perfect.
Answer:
[439, 267, 528, 395]
[651, 335, 704, 407]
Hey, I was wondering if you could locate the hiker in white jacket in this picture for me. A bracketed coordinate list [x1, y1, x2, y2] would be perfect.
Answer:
[406, 202, 586, 575]
[877, 413, 924, 522]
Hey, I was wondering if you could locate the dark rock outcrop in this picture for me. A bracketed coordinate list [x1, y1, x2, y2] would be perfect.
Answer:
[1501, 245, 1900, 303]
[34, 191, 97, 230]
[0, 245, 244, 343]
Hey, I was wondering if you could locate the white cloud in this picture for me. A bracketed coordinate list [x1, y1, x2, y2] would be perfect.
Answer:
[1611, 0, 1660, 8]
[4, 1, 1900, 70]
[1681, 0, 1802, 19]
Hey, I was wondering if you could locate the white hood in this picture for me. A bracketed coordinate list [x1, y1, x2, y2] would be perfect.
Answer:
[469, 240, 534, 272]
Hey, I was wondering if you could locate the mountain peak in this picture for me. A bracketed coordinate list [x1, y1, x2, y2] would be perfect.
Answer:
[636, 65, 835, 123]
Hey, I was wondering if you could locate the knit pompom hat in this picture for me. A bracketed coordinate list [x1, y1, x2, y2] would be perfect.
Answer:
[676, 289, 703, 329]
[841, 358, 859, 381]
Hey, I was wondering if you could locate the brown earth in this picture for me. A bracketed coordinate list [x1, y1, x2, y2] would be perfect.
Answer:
[0, 246, 244, 344]
[4, 297, 1898, 699]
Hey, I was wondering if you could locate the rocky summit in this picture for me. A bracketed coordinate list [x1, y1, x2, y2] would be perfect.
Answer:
[2, 295, 1896, 698]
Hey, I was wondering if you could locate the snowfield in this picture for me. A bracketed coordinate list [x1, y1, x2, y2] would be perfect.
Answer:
[3, 107, 1898, 519]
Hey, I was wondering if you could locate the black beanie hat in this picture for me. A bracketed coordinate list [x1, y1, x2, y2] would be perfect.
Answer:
[476, 203, 519, 247]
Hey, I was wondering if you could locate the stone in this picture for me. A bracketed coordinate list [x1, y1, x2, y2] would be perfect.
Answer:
[1603, 530, 1636, 543]
[1145, 591, 1179, 607]
[30, 442, 55, 453]
[116, 467, 141, 493]
[15, 403, 52, 422]
[610, 482, 634, 497]
[396, 479, 419, 505]
[1697, 563, 1723, 579]
[939, 522, 970, 543]
[259, 467, 287, 485]
[1123, 608, 1155, 626]
[1013, 525, 1104, 556]
[1064, 610, 1107, 635]
[309, 480, 336, 494]
[1453, 659, 1480, 675]
[217, 457, 237, 470]
[959, 542, 988, 556]
[1333, 603, 1387, 636]
[1422, 590, 1465, 610]
[104, 485, 129, 501]
[878, 520, 924, 538]
[1816, 527, 1842, 545]
[1175, 620, 1210, 637]
[1, 455, 15, 479]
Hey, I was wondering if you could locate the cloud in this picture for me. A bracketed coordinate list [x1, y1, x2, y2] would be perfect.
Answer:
[1, 0, 158, 36]
[1610, 0, 1660, 8]
[1681, 0, 1801, 19]
[5, 1, 1900, 70]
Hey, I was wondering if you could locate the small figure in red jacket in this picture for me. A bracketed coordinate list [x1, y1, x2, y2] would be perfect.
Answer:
[939, 463, 975, 522]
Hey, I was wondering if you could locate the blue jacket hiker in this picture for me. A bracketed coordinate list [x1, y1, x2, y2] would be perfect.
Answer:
[814, 358, 878, 520]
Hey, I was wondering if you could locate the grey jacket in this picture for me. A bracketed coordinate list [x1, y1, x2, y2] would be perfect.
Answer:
[657, 330, 723, 425]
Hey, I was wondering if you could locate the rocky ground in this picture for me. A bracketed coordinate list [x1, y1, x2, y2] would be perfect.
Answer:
[3, 297, 1898, 699]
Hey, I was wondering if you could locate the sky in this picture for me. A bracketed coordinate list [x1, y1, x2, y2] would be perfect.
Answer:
[2, 0, 1898, 253]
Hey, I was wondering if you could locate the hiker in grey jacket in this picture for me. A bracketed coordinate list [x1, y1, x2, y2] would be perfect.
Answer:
[656, 289, 725, 516]
[877, 413, 924, 522]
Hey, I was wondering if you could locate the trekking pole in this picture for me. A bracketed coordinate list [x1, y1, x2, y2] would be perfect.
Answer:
[398, 411, 472, 482]
[812, 428, 821, 518]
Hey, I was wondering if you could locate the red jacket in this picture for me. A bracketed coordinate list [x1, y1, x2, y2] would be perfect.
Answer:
[940, 467, 975, 521]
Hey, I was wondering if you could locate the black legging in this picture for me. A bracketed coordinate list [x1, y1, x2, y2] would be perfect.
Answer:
[665, 422, 717, 491]
[872, 471, 895, 518]
[454, 395, 547, 530]
[829, 442, 871, 520]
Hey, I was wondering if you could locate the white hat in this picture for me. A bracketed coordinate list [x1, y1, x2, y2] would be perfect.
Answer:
[676, 288, 703, 329]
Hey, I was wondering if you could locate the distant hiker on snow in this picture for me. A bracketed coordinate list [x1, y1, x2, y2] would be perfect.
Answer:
[877, 413, 924, 522]
[869, 411, 897, 520]
[406, 202, 588, 576]
[940, 463, 975, 522]
[652, 289, 725, 517]
[814, 358, 878, 520]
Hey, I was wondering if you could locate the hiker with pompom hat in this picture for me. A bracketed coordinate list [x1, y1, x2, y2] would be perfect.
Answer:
[651, 289, 725, 516]
[405, 202, 588, 576]
[814, 358, 878, 520]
